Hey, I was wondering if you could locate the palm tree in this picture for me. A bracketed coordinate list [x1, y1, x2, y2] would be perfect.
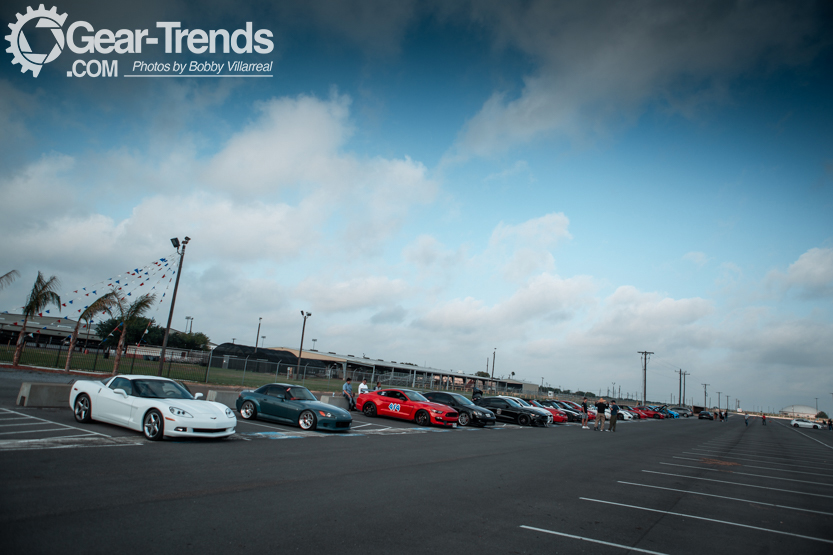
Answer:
[64, 291, 118, 372]
[110, 293, 156, 375]
[12, 272, 61, 367]
[0, 270, 19, 290]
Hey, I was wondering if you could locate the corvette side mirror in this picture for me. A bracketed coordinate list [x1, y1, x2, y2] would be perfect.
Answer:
[194, 393, 204, 399]
[113, 389, 127, 398]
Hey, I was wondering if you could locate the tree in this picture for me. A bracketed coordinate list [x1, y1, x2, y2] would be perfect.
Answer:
[475, 371, 490, 378]
[64, 291, 118, 372]
[0, 270, 19, 290]
[818, 411, 829, 420]
[110, 294, 156, 375]
[12, 272, 61, 366]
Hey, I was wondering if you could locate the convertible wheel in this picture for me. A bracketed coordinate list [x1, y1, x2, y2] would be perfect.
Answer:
[458, 412, 470, 426]
[143, 409, 164, 441]
[240, 400, 257, 420]
[518, 414, 531, 426]
[415, 410, 430, 426]
[298, 410, 317, 430]
[363, 403, 377, 417]
[74, 394, 91, 423]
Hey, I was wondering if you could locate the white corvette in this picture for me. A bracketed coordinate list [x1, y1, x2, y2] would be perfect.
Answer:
[70, 375, 237, 440]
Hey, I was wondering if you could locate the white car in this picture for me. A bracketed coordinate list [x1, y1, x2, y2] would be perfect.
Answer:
[606, 408, 633, 420]
[790, 418, 822, 429]
[70, 375, 237, 440]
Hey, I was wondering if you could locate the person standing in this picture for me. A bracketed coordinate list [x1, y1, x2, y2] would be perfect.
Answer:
[828, 419, 832, 431]
[358, 378, 369, 395]
[762, 413, 766, 426]
[609, 400, 619, 432]
[594, 398, 607, 431]
[342, 377, 355, 411]
[745, 414, 749, 427]
[374, 381, 383, 391]
[581, 397, 590, 429]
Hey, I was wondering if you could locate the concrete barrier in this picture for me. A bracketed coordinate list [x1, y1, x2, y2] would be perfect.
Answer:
[207, 390, 240, 409]
[319, 395, 350, 410]
[17, 382, 73, 408]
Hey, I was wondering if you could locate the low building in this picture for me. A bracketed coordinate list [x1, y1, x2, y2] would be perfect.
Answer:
[779, 405, 817, 418]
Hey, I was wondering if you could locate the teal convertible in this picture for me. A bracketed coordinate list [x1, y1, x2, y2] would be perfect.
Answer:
[236, 383, 352, 431]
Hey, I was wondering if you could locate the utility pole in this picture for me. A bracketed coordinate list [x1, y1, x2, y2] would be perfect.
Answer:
[815, 397, 819, 416]
[682, 371, 690, 406]
[702, 383, 709, 409]
[677, 369, 683, 407]
[638, 351, 654, 405]
[490, 348, 497, 393]
[716, 391, 721, 414]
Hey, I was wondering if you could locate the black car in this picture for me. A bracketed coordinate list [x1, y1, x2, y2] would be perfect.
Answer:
[539, 400, 582, 422]
[475, 396, 548, 426]
[698, 411, 714, 420]
[423, 391, 496, 427]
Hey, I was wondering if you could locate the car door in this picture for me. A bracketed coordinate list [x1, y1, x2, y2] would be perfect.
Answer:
[486, 399, 514, 423]
[95, 377, 135, 426]
[392, 391, 414, 419]
[258, 386, 284, 421]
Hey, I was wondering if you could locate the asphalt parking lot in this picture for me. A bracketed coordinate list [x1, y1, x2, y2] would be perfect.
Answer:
[1, 370, 832, 554]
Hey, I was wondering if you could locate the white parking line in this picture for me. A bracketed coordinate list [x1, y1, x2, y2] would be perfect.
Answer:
[580, 498, 833, 545]
[642, 470, 833, 499]
[520, 525, 669, 555]
[0, 421, 57, 427]
[689, 448, 833, 466]
[682, 452, 830, 470]
[0, 408, 111, 438]
[0, 428, 73, 436]
[672, 456, 827, 477]
[776, 421, 833, 451]
[659, 462, 833, 486]
[618, 481, 833, 517]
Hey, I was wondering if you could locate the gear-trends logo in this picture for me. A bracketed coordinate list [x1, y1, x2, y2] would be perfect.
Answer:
[6, 4, 67, 77]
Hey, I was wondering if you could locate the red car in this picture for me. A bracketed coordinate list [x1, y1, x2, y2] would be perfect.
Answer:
[634, 405, 665, 419]
[619, 405, 648, 419]
[527, 400, 569, 423]
[559, 399, 596, 421]
[356, 389, 459, 427]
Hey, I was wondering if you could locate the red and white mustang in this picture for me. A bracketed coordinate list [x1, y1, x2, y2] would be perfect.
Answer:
[356, 388, 458, 427]
[70, 374, 236, 440]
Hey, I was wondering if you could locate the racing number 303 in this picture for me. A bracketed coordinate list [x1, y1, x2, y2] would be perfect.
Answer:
[388, 403, 401, 412]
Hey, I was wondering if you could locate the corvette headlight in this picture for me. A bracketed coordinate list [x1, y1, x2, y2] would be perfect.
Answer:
[318, 410, 333, 418]
[225, 408, 235, 418]
[169, 406, 193, 418]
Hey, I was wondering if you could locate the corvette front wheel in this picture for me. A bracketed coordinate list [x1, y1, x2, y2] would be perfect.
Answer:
[143, 409, 164, 441]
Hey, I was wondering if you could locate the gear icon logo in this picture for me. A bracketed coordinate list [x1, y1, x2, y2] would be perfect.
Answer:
[6, 4, 67, 77]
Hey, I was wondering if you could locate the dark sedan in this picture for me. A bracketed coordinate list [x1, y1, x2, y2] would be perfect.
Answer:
[237, 383, 352, 431]
[475, 396, 548, 426]
[423, 391, 496, 427]
[698, 411, 714, 420]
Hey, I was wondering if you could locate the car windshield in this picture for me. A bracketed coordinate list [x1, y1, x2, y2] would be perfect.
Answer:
[132, 379, 194, 400]
[286, 387, 317, 401]
[451, 394, 474, 406]
[403, 390, 428, 402]
[513, 398, 531, 406]
[504, 398, 521, 407]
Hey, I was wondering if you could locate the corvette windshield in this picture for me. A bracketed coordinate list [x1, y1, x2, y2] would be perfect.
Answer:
[402, 390, 428, 402]
[286, 387, 316, 401]
[132, 380, 194, 400]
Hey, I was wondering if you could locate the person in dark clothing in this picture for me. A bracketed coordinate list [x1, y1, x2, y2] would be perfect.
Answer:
[762, 413, 766, 426]
[828, 419, 832, 431]
[609, 400, 619, 432]
[581, 397, 590, 429]
[594, 398, 608, 431]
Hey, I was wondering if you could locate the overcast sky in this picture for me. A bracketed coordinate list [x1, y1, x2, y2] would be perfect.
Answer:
[1, 0, 832, 413]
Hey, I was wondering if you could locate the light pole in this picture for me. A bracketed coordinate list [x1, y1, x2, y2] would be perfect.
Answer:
[312, 338, 317, 350]
[254, 317, 262, 352]
[490, 348, 497, 393]
[185, 316, 192, 334]
[158, 236, 190, 376]
[261, 336, 266, 348]
[189, 318, 194, 334]
[297, 311, 311, 380]
[231, 338, 236, 344]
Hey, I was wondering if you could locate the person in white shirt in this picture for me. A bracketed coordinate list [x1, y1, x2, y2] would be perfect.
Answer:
[358, 378, 369, 395]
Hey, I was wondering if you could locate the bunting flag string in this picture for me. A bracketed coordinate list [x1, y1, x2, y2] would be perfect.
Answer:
[2, 251, 181, 334]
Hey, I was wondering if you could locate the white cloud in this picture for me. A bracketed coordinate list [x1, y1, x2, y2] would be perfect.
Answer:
[683, 251, 708, 267]
[767, 247, 833, 299]
[295, 276, 411, 313]
[486, 212, 572, 281]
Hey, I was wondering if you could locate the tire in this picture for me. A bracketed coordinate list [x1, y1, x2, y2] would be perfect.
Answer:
[239, 400, 257, 420]
[814, 425, 819, 430]
[415, 410, 430, 426]
[617, 414, 623, 420]
[74, 394, 91, 423]
[298, 410, 317, 431]
[143, 409, 164, 441]
[794, 423, 799, 428]
[518, 414, 531, 426]
[457, 412, 470, 426]
[363, 402, 377, 417]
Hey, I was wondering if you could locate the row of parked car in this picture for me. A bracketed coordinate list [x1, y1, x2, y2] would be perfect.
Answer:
[69, 374, 690, 441]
